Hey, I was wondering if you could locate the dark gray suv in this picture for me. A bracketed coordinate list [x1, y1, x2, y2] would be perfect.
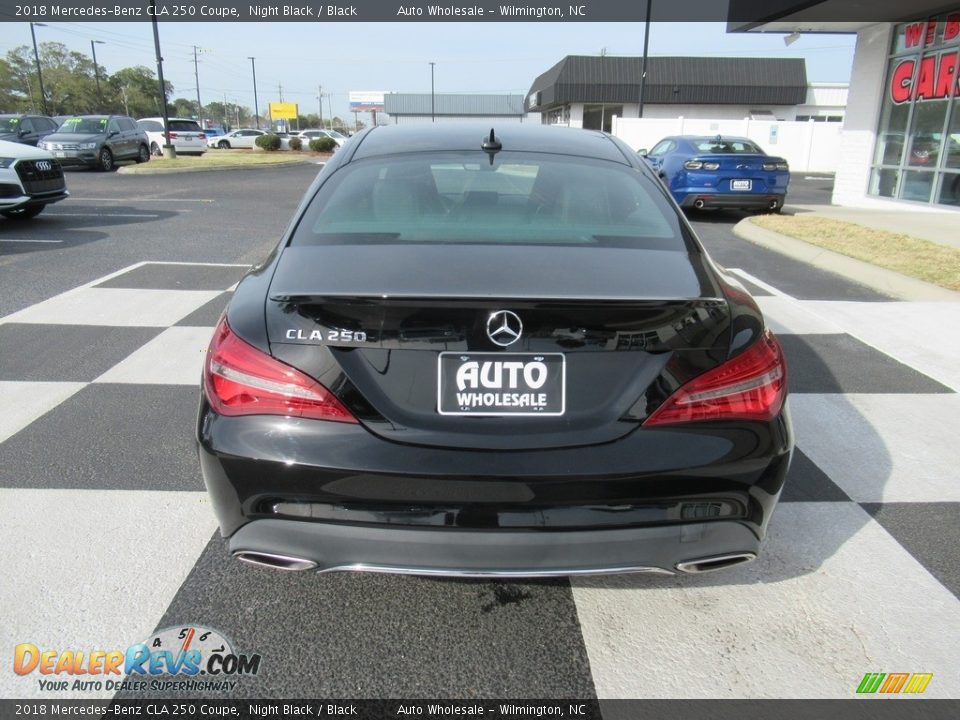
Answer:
[38, 115, 149, 171]
[0, 114, 60, 147]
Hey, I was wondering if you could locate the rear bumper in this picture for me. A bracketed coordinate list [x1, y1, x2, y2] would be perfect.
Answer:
[197, 399, 793, 575]
[677, 192, 786, 210]
[229, 517, 761, 576]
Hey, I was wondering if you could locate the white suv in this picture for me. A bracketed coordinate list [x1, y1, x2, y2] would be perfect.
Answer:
[0, 138, 69, 219]
[137, 117, 208, 156]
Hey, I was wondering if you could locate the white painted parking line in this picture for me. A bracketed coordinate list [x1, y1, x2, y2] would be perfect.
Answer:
[0, 488, 217, 699]
[728, 268, 792, 298]
[94, 326, 215, 385]
[69, 197, 215, 203]
[0, 238, 63, 244]
[790, 393, 960, 503]
[0, 382, 86, 444]
[572, 502, 960, 698]
[0, 287, 220, 327]
[43, 212, 161, 218]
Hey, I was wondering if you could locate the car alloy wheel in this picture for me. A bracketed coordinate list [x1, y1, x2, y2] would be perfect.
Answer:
[218, 140, 230, 149]
[150, 142, 161, 156]
[137, 145, 150, 163]
[98, 148, 114, 172]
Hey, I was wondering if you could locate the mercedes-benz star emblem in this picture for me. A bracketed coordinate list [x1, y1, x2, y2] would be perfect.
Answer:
[486, 310, 523, 347]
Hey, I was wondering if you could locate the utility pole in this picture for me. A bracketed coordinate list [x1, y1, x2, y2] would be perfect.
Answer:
[318, 85, 323, 129]
[90, 40, 105, 110]
[248, 56, 260, 129]
[29, 22, 48, 115]
[326, 93, 333, 128]
[192, 46, 204, 125]
[149, 3, 175, 158]
[429, 61, 436, 122]
[638, 0, 652, 118]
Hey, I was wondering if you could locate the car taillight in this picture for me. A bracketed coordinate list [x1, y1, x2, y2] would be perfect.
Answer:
[702, 161, 720, 170]
[203, 317, 357, 423]
[197, 133, 206, 139]
[168, 132, 178, 139]
[643, 331, 787, 426]
[763, 162, 789, 171]
[684, 160, 703, 170]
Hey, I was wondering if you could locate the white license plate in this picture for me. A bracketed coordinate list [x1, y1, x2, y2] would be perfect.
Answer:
[437, 352, 566, 416]
[731, 179, 752, 191]
[54, 151, 65, 158]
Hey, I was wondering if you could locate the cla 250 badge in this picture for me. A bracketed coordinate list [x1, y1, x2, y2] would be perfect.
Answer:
[285, 329, 368, 342]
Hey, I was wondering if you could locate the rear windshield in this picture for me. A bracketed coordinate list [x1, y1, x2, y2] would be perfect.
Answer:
[59, 117, 108, 134]
[137, 120, 163, 132]
[169, 120, 202, 132]
[692, 139, 764, 154]
[291, 152, 686, 250]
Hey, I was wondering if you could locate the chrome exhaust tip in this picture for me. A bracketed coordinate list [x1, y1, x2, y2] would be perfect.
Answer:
[233, 551, 317, 572]
[769, 199, 780, 210]
[675, 552, 756, 574]
[693, 199, 705, 209]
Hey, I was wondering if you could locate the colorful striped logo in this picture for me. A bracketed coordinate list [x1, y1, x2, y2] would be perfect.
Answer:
[857, 672, 933, 694]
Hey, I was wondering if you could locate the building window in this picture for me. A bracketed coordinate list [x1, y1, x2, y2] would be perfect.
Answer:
[870, 11, 960, 206]
[582, 104, 622, 133]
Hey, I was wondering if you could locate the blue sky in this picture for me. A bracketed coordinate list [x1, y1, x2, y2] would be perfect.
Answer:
[2, 21, 857, 119]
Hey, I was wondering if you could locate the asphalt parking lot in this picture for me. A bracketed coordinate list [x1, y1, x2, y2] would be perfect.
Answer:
[1, 168, 958, 700]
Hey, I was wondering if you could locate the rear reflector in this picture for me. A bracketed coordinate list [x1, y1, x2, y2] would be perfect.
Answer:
[643, 331, 787, 426]
[203, 317, 357, 423]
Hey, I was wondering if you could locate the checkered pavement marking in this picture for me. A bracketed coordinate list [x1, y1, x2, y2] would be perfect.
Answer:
[1, 260, 958, 700]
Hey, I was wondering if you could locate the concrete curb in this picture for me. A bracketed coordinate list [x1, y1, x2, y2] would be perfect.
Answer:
[732, 217, 960, 302]
[117, 157, 321, 175]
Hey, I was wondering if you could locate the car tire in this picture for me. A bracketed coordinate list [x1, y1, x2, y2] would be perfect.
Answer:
[1, 205, 45, 220]
[136, 144, 150, 163]
[98, 148, 114, 172]
[218, 140, 230, 149]
[150, 142, 161, 156]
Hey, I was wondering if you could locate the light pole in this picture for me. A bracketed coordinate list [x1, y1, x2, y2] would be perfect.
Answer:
[90, 40, 105, 110]
[429, 61, 436, 122]
[638, 0, 652, 118]
[317, 85, 323, 129]
[248, 56, 260, 129]
[29, 22, 48, 115]
[149, 3, 175, 158]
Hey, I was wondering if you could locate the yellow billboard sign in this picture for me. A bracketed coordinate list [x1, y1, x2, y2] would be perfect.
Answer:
[269, 102, 298, 120]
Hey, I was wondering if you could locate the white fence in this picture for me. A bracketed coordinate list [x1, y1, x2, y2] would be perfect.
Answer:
[611, 116, 843, 174]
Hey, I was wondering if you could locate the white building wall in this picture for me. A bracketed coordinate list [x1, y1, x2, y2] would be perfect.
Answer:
[826, 23, 944, 209]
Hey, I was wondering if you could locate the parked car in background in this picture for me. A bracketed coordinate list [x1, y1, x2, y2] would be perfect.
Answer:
[0, 114, 61, 147]
[197, 124, 792, 577]
[39, 115, 149, 171]
[208, 128, 265, 149]
[295, 128, 347, 148]
[203, 126, 226, 138]
[640, 135, 790, 212]
[136, 117, 207, 156]
[0, 138, 69, 219]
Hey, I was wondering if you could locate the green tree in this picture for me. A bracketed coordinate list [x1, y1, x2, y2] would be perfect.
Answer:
[172, 97, 198, 118]
[108, 66, 173, 118]
[2, 42, 106, 115]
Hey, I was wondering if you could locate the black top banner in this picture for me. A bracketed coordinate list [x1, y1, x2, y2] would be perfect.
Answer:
[0, 0, 942, 23]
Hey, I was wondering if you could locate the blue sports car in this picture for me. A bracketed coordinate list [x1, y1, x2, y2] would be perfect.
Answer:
[640, 135, 790, 212]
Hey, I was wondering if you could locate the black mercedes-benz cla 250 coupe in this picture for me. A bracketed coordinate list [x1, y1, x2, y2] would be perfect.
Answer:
[197, 123, 792, 577]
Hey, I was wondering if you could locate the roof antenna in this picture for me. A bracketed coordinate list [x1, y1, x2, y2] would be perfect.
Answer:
[481, 128, 501, 165]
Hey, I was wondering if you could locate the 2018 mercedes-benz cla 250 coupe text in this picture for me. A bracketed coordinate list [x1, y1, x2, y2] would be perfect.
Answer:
[197, 124, 792, 577]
